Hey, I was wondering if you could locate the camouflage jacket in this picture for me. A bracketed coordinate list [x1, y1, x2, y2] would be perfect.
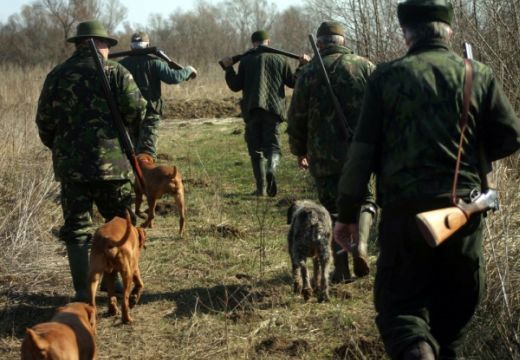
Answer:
[337, 39, 520, 222]
[36, 47, 147, 182]
[287, 45, 375, 177]
[119, 54, 193, 115]
[225, 47, 296, 121]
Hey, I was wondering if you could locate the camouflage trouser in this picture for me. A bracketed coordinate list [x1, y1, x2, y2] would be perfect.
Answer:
[375, 199, 484, 359]
[59, 180, 135, 245]
[136, 111, 161, 159]
[244, 109, 282, 161]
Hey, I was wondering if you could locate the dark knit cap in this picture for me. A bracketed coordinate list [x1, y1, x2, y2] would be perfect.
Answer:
[131, 31, 150, 42]
[316, 21, 345, 37]
[251, 30, 269, 43]
[397, 0, 454, 26]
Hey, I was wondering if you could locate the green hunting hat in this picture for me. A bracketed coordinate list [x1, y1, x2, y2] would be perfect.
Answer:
[316, 21, 345, 37]
[251, 30, 269, 43]
[397, 0, 454, 26]
[131, 31, 150, 43]
[67, 20, 118, 47]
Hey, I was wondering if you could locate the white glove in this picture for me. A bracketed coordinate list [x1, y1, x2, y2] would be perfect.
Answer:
[186, 65, 198, 80]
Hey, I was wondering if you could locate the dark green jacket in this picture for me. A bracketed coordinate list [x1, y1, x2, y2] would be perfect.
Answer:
[120, 54, 194, 114]
[287, 45, 375, 177]
[225, 47, 296, 120]
[36, 47, 147, 182]
[337, 39, 520, 222]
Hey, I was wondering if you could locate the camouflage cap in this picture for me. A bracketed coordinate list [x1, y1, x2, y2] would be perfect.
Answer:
[67, 20, 118, 47]
[316, 21, 345, 37]
[131, 31, 150, 43]
[397, 0, 454, 26]
[251, 30, 269, 43]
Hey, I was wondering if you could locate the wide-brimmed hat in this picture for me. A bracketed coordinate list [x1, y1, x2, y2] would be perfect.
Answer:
[67, 20, 118, 47]
[397, 0, 454, 26]
[316, 21, 345, 37]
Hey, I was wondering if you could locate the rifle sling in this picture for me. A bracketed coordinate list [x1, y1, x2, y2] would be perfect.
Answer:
[450, 59, 473, 205]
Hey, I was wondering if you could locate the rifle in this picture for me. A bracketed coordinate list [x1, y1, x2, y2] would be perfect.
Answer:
[218, 45, 301, 70]
[307, 34, 352, 140]
[415, 42, 498, 247]
[109, 46, 184, 70]
[88, 38, 146, 191]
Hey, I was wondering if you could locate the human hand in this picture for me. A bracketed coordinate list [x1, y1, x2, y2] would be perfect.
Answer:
[333, 222, 359, 253]
[299, 53, 311, 65]
[219, 56, 234, 69]
[297, 155, 309, 169]
[186, 65, 198, 80]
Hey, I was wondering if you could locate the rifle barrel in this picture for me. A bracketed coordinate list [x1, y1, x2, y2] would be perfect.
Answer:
[109, 47, 184, 70]
[308, 34, 351, 140]
[88, 39, 146, 190]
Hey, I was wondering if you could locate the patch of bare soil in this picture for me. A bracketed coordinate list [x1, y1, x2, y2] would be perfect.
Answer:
[162, 96, 241, 119]
[255, 336, 311, 357]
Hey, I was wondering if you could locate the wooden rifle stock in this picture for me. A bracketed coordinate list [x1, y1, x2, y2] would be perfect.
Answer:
[109, 47, 184, 70]
[218, 45, 300, 70]
[88, 39, 146, 191]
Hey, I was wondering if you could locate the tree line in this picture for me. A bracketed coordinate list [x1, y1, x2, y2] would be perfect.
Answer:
[1, 0, 519, 107]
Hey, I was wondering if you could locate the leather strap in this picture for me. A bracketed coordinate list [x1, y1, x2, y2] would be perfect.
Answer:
[451, 59, 473, 205]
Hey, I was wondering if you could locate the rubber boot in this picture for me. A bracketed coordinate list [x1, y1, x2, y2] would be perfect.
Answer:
[65, 243, 89, 302]
[352, 207, 374, 277]
[331, 241, 352, 283]
[266, 153, 280, 197]
[251, 157, 267, 196]
[401, 340, 436, 360]
[100, 274, 124, 294]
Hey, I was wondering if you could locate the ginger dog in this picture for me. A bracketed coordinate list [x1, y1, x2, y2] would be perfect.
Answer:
[135, 153, 186, 235]
[88, 211, 146, 324]
[21, 302, 97, 360]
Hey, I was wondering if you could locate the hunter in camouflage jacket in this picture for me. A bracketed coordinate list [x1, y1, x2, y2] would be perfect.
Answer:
[287, 44, 375, 178]
[36, 46, 147, 182]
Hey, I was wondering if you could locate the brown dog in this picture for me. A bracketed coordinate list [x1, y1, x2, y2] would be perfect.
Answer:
[135, 153, 186, 235]
[21, 302, 97, 360]
[88, 211, 146, 324]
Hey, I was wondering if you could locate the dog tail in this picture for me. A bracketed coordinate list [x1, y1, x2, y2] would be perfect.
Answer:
[107, 210, 133, 248]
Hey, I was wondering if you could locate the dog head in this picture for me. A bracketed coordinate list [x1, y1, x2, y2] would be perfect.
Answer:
[137, 153, 156, 166]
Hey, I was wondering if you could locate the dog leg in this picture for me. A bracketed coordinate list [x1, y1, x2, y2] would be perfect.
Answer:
[104, 272, 120, 317]
[300, 260, 312, 301]
[292, 263, 303, 295]
[317, 257, 330, 302]
[174, 191, 186, 236]
[130, 267, 144, 308]
[121, 269, 133, 324]
[135, 183, 146, 219]
[88, 271, 101, 309]
[142, 197, 157, 228]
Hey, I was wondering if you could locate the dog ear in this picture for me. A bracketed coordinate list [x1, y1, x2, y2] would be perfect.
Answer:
[84, 304, 97, 333]
[137, 227, 146, 249]
[287, 203, 296, 224]
[26, 328, 49, 351]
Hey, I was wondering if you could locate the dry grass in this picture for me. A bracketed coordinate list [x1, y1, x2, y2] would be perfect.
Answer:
[0, 66, 518, 359]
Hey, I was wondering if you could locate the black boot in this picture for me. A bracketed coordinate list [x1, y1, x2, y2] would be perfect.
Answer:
[65, 243, 90, 302]
[251, 157, 267, 196]
[401, 340, 436, 360]
[266, 153, 280, 197]
[330, 241, 352, 284]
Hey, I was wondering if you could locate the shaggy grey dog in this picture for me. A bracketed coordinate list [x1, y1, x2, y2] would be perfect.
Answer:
[287, 200, 333, 302]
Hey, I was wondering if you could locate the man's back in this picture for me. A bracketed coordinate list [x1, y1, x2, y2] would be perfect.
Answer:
[36, 47, 146, 182]
[352, 40, 519, 205]
[288, 45, 374, 177]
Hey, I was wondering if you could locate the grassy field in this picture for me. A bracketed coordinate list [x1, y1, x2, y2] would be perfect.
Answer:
[0, 66, 518, 359]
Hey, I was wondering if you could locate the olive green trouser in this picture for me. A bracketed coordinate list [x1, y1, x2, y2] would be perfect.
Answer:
[136, 111, 161, 159]
[375, 200, 484, 360]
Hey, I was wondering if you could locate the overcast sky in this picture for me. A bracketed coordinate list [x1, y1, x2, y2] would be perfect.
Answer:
[0, 0, 302, 27]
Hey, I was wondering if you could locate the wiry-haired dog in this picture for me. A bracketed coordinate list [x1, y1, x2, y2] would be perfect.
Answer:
[287, 200, 333, 302]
